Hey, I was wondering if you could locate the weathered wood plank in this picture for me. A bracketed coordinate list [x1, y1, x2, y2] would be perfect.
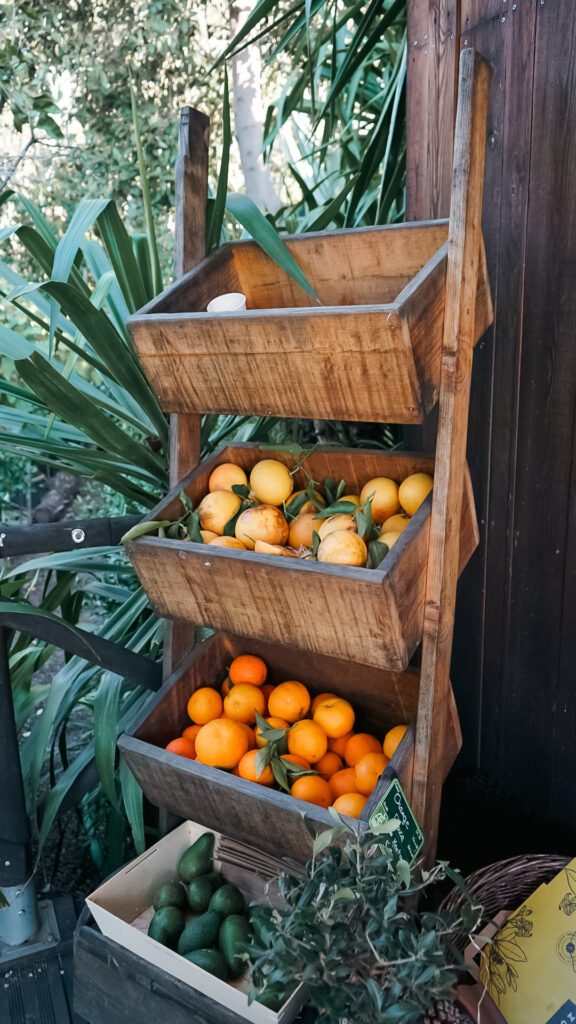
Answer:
[411, 49, 490, 862]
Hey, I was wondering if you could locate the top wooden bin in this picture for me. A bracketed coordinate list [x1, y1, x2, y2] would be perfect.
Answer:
[128, 220, 492, 424]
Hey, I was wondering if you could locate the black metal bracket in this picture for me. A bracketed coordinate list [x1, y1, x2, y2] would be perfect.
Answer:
[0, 515, 140, 558]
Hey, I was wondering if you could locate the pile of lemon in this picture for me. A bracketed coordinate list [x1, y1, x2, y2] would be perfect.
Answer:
[197, 458, 433, 568]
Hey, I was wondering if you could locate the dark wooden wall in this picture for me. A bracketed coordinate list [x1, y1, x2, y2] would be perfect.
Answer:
[407, 0, 576, 859]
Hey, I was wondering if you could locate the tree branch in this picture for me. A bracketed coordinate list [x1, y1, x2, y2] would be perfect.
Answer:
[0, 130, 37, 193]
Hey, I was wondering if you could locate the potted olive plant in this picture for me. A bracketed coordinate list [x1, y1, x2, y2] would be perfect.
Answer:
[248, 819, 481, 1024]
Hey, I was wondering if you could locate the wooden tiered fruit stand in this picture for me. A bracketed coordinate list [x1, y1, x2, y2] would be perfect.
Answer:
[120, 48, 492, 868]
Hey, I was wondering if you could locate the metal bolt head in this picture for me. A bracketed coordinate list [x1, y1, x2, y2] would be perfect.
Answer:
[4, 860, 10, 867]
[71, 528, 85, 544]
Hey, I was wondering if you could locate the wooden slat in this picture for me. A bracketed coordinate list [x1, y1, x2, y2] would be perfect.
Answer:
[165, 106, 209, 676]
[407, 0, 460, 221]
[127, 444, 478, 671]
[411, 48, 490, 863]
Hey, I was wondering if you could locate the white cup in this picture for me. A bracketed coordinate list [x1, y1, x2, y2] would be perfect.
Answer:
[206, 291, 247, 313]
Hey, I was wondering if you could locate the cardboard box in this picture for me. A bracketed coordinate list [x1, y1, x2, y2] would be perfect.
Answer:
[86, 820, 306, 1024]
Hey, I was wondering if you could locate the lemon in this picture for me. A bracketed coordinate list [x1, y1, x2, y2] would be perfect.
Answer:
[317, 532, 367, 567]
[360, 477, 400, 524]
[399, 473, 433, 516]
[208, 463, 248, 493]
[249, 459, 293, 506]
[198, 491, 242, 535]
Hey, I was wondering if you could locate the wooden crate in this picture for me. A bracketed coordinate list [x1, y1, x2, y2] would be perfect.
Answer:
[127, 221, 492, 424]
[118, 632, 461, 864]
[126, 443, 479, 672]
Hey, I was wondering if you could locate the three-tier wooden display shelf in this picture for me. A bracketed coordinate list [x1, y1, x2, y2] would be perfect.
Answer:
[119, 49, 492, 866]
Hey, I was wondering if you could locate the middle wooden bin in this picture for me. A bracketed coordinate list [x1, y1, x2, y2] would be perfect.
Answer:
[126, 443, 478, 672]
[118, 632, 461, 863]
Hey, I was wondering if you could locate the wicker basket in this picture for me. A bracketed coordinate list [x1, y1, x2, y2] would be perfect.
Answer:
[441, 853, 571, 952]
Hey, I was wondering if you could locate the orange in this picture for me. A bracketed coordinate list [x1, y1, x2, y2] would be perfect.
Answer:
[238, 721, 257, 750]
[329, 767, 360, 800]
[360, 477, 400, 524]
[398, 473, 433, 516]
[198, 490, 242, 535]
[329, 731, 354, 758]
[165, 737, 196, 759]
[200, 530, 219, 543]
[235, 506, 289, 550]
[377, 531, 401, 550]
[180, 724, 201, 755]
[224, 683, 266, 724]
[208, 462, 248, 493]
[187, 687, 223, 725]
[254, 540, 297, 557]
[344, 733, 381, 767]
[332, 793, 367, 819]
[262, 683, 275, 710]
[249, 459, 293, 506]
[290, 775, 332, 808]
[383, 724, 408, 760]
[268, 681, 311, 723]
[354, 752, 389, 795]
[315, 751, 343, 780]
[286, 489, 325, 516]
[221, 677, 231, 698]
[280, 753, 311, 771]
[313, 697, 355, 739]
[229, 654, 268, 687]
[237, 749, 274, 786]
[317, 532, 367, 567]
[311, 691, 338, 713]
[255, 717, 289, 748]
[287, 720, 328, 764]
[195, 719, 249, 769]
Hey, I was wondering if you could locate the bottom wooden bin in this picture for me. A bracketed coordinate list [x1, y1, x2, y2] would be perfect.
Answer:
[118, 633, 459, 862]
[74, 926, 315, 1024]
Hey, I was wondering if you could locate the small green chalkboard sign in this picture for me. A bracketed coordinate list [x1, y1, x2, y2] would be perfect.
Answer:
[369, 777, 424, 863]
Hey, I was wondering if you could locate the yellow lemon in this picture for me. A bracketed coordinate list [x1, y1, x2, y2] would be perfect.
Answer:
[198, 490, 242, 535]
[360, 477, 400, 524]
[235, 505, 289, 550]
[399, 473, 433, 516]
[249, 460, 293, 506]
[208, 463, 248, 493]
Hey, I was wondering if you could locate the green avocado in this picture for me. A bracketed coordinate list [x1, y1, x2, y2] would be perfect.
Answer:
[177, 832, 215, 883]
[209, 883, 245, 917]
[177, 909, 222, 956]
[186, 875, 214, 913]
[184, 948, 229, 981]
[218, 914, 251, 978]
[153, 881, 186, 911]
[147, 906, 185, 949]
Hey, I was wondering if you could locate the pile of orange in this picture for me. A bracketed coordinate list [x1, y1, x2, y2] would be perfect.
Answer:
[190, 456, 434, 568]
[164, 654, 408, 820]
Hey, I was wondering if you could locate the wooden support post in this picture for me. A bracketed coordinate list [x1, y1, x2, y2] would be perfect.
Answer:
[412, 49, 490, 862]
[164, 106, 210, 676]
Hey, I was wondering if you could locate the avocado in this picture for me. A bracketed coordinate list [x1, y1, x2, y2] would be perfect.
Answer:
[186, 876, 214, 913]
[184, 948, 229, 981]
[205, 869, 224, 890]
[147, 906, 185, 949]
[209, 883, 245, 917]
[153, 881, 186, 911]
[177, 909, 222, 955]
[177, 833, 215, 883]
[218, 913, 251, 978]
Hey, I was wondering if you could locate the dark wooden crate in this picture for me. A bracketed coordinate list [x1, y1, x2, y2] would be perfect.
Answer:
[128, 221, 492, 424]
[126, 443, 479, 672]
[74, 924, 316, 1024]
[118, 632, 461, 863]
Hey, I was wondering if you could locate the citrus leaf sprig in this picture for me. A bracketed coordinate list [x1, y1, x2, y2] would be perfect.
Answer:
[254, 712, 317, 793]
